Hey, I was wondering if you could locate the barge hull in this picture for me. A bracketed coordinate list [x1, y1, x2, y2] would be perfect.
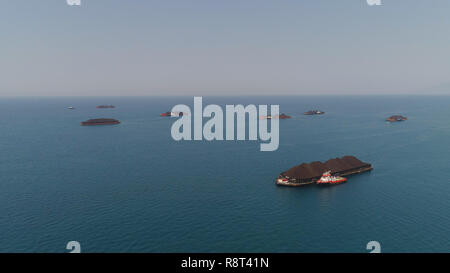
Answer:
[81, 122, 120, 126]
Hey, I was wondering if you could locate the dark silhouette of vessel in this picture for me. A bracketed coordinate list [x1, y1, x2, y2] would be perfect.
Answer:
[160, 111, 185, 117]
[81, 118, 120, 126]
[386, 115, 407, 122]
[278, 113, 291, 119]
[260, 113, 291, 119]
[96, 105, 115, 109]
[304, 110, 325, 115]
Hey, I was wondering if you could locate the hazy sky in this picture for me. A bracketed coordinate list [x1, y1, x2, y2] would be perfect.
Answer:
[1, 0, 450, 96]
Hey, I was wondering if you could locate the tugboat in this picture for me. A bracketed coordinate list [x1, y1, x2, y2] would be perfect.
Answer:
[316, 171, 347, 185]
[160, 111, 185, 117]
[276, 177, 291, 186]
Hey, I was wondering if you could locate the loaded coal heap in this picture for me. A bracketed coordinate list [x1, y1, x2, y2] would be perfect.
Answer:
[281, 156, 371, 181]
[81, 118, 120, 126]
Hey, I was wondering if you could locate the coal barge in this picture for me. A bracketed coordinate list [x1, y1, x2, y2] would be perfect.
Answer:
[81, 118, 120, 126]
[97, 105, 115, 109]
[386, 115, 407, 122]
[276, 156, 372, 187]
[304, 110, 325, 115]
[260, 113, 291, 119]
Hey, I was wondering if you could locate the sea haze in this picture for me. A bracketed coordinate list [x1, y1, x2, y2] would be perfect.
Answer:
[0, 95, 449, 252]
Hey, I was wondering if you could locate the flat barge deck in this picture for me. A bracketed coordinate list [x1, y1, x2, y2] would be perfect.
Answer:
[276, 156, 372, 187]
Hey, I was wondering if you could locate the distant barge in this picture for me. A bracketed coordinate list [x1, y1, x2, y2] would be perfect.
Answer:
[276, 156, 372, 187]
[386, 115, 407, 122]
[304, 110, 325, 115]
[260, 113, 291, 119]
[81, 118, 120, 126]
[97, 105, 115, 109]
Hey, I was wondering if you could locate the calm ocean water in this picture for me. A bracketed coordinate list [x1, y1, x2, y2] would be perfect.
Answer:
[0, 96, 449, 253]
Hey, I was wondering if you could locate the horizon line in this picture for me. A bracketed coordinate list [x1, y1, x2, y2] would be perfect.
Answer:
[0, 93, 450, 98]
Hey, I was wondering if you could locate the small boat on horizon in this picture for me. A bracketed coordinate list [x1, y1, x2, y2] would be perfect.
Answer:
[259, 113, 291, 120]
[160, 111, 186, 117]
[386, 115, 407, 122]
[304, 110, 325, 115]
[68, 107, 75, 110]
[96, 105, 115, 109]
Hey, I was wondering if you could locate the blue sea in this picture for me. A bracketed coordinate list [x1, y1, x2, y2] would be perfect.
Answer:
[0, 96, 449, 253]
